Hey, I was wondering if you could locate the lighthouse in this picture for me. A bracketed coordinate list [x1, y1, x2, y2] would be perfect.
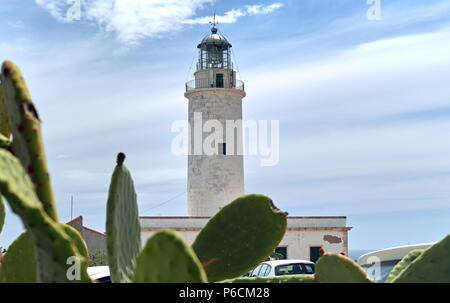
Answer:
[140, 25, 351, 261]
[184, 25, 245, 216]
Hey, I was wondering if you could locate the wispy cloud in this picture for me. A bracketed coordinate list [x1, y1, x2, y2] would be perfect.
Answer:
[34, 1, 283, 45]
[183, 3, 283, 24]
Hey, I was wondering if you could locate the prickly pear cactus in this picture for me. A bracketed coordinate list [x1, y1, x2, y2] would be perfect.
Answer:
[221, 274, 316, 283]
[0, 61, 57, 221]
[385, 249, 423, 283]
[134, 229, 207, 283]
[390, 235, 450, 283]
[61, 223, 89, 258]
[315, 252, 373, 283]
[106, 153, 141, 283]
[192, 194, 287, 282]
[0, 85, 9, 137]
[0, 224, 88, 283]
[0, 194, 4, 234]
[0, 133, 10, 149]
[0, 231, 36, 282]
[0, 149, 91, 282]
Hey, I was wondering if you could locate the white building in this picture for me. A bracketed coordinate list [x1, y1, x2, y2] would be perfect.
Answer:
[140, 26, 351, 262]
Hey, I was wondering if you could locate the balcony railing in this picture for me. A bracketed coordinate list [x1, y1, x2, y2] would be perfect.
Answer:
[185, 78, 244, 92]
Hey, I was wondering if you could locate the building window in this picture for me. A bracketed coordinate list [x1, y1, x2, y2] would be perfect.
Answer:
[216, 73, 224, 88]
[275, 246, 287, 260]
[218, 142, 226, 155]
[310, 246, 322, 263]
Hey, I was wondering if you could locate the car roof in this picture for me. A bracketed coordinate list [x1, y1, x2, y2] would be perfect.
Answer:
[357, 243, 434, 265]
[87, 266, 110, 280]
[260, 259, 315, 266]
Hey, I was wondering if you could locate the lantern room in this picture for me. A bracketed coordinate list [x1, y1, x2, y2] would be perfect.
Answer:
[197, 26, 233, 70]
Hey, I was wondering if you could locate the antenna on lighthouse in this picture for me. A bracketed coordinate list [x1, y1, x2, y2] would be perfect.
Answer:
[209, 9, 218, 33]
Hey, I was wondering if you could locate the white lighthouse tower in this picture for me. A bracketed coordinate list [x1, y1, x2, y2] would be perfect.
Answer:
[184, 25, 246, 216]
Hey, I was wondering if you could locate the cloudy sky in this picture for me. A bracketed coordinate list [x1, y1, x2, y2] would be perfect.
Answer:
[1, 0, 449, 253]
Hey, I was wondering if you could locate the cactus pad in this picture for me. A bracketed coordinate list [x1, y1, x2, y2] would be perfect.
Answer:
[385, 249, 423, 283]
[134, 229, 207, 283]
[0, 194, 4, 234]
[106, 153, 141, 283]
[0, 133, 10, 149]
[391, 234, 450, 283]
[0, 60, 57, 220]
[0, 149, 91, 282]
[0, 231, 37, 282]
[192, 194, 287, 282]
[221, 274, 316, 283]
[315, 253, 373, 283]
[0, 85, 9, 137]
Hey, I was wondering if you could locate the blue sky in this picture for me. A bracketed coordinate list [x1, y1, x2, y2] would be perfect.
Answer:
[1, 0, 450, 253]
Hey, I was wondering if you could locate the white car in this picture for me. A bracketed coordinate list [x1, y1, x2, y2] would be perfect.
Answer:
[87, 266, 111, 283]
[250, 260, 315, 277]
[357, 243, 434, 283]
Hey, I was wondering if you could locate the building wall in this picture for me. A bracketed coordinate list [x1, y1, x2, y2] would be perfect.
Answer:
[67, 216, 106, 256]
[140, 216, 350, 261]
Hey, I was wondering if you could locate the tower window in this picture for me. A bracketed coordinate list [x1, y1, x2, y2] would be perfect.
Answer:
[218, 143, 226, 155]
[216, 73, 224, 88]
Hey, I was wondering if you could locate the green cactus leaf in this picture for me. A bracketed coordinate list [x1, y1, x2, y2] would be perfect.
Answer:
[315, 253, 373, 283]
[0, 231, 36, 282]
[0, 224, 88, 283]
[0, 149, 91, 282]
[61, 224, 89, 259]
[192, 194, 287, 282]
[385, 249, 423, 283]
[0, 133, 10, 149]
[134, 229, 207, 283]
[106, 153, 141, 283]
[0, 194, 5, 234]
[220, 274, 316, 283]
[0, 60, 57, 221]
[391, 234, 450, 283]
[0, 85, 9, 137]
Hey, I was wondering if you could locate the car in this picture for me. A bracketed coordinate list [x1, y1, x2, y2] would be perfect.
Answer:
[249, 259, 315, 277]
[87, 266, 111, 283]
[357, 242, 434, 283]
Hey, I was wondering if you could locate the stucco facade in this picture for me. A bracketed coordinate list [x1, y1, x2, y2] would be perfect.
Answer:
[140, 216, 351, 261]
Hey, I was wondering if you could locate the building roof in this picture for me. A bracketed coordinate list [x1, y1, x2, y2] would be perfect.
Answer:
[65, 215, 106, 236]
[197, 27, 232, 48]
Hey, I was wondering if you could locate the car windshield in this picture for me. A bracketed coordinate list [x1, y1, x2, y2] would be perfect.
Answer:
[274, 263, 315, 275]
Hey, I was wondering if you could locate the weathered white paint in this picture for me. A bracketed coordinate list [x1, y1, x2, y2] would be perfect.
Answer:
[185, 69, 246, 217]
[140, 216, 351, 260]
